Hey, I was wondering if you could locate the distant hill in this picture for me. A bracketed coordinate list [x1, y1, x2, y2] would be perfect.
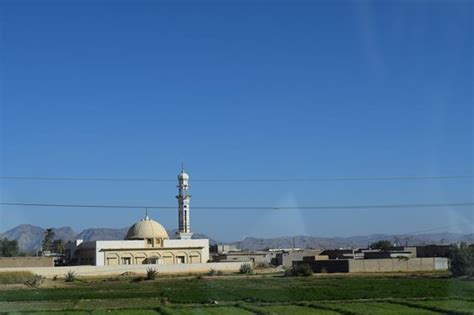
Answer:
[230, 233, 474, 250]
[1, 224, 472, 252]
[0, 224, 218, 252]
[77, 227, 129, 241]
[1, 224, 77, 252]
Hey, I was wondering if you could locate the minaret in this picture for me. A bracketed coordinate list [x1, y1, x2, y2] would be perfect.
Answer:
[176, 165, 193, 239]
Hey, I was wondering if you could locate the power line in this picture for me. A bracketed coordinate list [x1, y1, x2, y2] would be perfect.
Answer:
[1, 201, 473, 210]
[0, 175, 473, 183]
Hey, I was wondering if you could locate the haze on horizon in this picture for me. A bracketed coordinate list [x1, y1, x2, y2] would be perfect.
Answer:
[0, 1, 472, 242]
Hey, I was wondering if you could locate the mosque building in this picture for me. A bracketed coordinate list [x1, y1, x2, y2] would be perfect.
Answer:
[66, 168, 209, 266]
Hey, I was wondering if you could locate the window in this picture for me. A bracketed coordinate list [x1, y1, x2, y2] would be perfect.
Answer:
[121, 257, 131, 265]
[176, 256, 185, 264]
[147, 239, 153, 245]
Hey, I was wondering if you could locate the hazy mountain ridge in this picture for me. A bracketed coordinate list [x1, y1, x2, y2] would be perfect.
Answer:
[1, 224, 472, 252]
[231, 232, 474, 250]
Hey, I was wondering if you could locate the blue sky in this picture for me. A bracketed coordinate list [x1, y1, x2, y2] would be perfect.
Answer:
[0, 1, 472, 241]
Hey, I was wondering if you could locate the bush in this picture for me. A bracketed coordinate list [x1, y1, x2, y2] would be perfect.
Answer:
[24, 274, 44, 288]
[146, 267, 158, 280]
[207, 269, 224, 276]
[255, 262, 271, 269]
[449, 243, 474, 277]
[297, 264, 313, 276]
[239, 263, 253, 274]
[0, 237, 20, 257]
[284, 264, 313, 277]
[370, 240, 393, 251]
[396, 256, 409, 261]
[64, 270, 77, 282]
[131, 276, 144, 283]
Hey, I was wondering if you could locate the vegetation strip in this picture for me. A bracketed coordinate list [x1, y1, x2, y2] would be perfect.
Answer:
[387, 300, 472, 315]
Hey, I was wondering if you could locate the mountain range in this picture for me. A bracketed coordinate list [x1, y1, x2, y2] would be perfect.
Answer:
[1, 224, 472, 252]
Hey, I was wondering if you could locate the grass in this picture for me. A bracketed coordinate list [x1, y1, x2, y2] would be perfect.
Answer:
[258, 304, 339, 314]
[0, 274, 473, 314]
[162, 306, 252, 315]
[0, 271, 36, 284]
[414, 299, 474, 313]
[319, 301, 438, 314]
[2, 275, 473, 303]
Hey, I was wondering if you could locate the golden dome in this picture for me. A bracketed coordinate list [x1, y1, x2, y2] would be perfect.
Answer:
[125, 216, 169, 240]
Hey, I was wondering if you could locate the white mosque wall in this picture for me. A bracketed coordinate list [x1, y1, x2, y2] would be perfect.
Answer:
[163, 239, 210, 263]
[94, 240, 144, 266]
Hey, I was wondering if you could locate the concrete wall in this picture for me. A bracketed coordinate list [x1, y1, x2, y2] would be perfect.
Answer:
[95, 240, 144, 266]
[163, 239, 209, 263]
[294, 260, 349, 273]
[348, 258, 448, 273]
[212, 251, 278, 265]
[416, 245, 452, 258]
[294, 258, 448, 274]
[0, 262, 243, 278]
[276, 250, 322, 267]
[0, 257, 54, 268]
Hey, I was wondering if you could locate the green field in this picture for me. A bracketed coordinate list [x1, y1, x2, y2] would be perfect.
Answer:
[1, 273, 473, 314]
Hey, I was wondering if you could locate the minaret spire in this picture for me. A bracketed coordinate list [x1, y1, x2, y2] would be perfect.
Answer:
[176, 166, 192, 239]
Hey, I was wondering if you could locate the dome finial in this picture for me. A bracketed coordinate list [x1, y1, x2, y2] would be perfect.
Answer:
[181, 162, 184, 173]
[144, 207, 150, 221]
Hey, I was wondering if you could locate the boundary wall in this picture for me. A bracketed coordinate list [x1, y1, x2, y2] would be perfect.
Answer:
[348, 257, 448, 272]
[294, 257, 448, 273]
[0, 257, 54, 268]
[0, 262, 243, 278]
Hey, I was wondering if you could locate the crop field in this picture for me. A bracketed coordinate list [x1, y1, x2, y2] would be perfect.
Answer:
[0, 272, 473, 314]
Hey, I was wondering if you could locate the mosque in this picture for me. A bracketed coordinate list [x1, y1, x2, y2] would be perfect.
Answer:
[66, 168, 209, 266]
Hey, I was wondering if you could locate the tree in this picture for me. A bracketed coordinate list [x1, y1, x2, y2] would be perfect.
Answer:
[52, 239, 65, 254]
[370, 240, 392, 251]
[0, 237, 19, 257]
[42, 228, 55, 252]
[449, 243, 474, 277]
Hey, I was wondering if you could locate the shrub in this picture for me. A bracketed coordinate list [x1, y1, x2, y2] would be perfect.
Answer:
[284, 264, 313, 277]
[207, 269, 224, 276]
[146, 267, 158, 280]
[64, 270, 77, 282]
[239, 263, 253, 274]
[297, 264, 313, 276]
[449, 243, 474, 277]
[283, 266, 293, 277]
[396, 256, 409, 261]
[370, 240, 392, 251]
[255, 262, 270, 269]
[131, 276, 144, 283]
[24, 274, 44, 288]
